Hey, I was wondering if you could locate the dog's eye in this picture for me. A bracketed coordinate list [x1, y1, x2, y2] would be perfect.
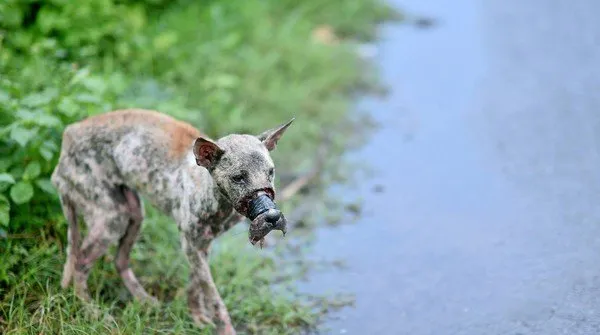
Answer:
[231, 174, 246, 184]
[268, 168, 274, 178]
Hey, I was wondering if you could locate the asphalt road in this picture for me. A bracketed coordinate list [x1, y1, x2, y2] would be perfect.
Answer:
[303, 0, 600, 334]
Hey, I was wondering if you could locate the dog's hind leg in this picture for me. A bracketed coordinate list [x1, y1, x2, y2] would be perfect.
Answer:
[60, 195, 80, 289]
[114, 186, 158, 304]
[74, 208, 129, 301]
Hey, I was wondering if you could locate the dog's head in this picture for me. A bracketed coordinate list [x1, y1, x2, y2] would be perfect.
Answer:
[193, 119, 294, 244]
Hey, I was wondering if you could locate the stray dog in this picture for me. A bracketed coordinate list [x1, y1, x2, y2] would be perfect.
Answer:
[51, 109, 293, 334]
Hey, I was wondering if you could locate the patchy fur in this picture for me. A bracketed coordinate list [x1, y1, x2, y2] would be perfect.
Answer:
[51, 109, 294, 335]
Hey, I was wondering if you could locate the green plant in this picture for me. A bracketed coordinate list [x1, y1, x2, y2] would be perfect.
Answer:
[0, 0, 151, 62]
[0, 61, 114, 232]
[0, 0, 400, 332]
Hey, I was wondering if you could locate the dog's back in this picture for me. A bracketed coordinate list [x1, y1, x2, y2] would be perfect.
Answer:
[52, 109, 207, 214]
[59, 109, 202, 159]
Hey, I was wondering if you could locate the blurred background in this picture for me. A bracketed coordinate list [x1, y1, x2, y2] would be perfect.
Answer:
[2, 0, 600, 334]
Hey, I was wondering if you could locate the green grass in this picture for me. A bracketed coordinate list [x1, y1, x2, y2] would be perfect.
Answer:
[1, 207, 318, 334]
[0, 0, 400, 333]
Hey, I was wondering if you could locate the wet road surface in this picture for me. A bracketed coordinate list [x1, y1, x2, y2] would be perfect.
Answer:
[303, 0, 600, 334]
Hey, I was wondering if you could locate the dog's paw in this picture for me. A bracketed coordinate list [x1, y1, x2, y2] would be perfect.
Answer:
[135, 292, 160, 306]
[191, 312, 216, 328]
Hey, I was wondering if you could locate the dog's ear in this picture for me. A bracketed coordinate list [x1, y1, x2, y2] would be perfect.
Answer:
[193, 137, 224, 169]
[257, 118, 295, 151]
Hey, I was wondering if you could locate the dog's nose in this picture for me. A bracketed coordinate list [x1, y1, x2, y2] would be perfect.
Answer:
[264, 209, 281, 223]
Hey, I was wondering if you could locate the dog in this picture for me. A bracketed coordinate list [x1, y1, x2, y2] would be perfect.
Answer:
[51, 109, 293, 334]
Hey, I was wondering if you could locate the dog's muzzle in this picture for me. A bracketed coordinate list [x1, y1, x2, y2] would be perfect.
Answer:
[246, 194, 287, 246]
[248, 194, 280, 222]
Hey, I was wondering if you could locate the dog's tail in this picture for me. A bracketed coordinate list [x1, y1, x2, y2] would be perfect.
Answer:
[60, 195, 80, 289]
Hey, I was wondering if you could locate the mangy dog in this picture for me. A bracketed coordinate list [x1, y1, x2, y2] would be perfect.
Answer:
[51, 109, 294, 334]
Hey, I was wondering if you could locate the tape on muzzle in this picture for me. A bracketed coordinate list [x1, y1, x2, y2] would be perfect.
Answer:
[248, 194, 277, 221]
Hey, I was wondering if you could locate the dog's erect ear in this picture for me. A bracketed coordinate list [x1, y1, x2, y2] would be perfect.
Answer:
[193, 138, 224, 169]
[257, 118, 295, 151]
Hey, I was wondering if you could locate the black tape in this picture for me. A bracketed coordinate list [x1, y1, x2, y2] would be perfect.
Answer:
[248, 194, 277, 221]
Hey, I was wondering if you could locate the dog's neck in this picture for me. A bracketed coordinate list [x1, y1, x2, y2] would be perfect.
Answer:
[168, 151, 236, 230]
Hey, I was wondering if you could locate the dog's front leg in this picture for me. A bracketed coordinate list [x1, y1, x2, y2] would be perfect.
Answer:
[182, 235, 235, 335]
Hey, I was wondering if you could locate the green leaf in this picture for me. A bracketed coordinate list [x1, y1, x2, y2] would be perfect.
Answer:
[9, 166, 24, 180]
[0, 158, 11, 172]
[0, 90, 10, 104]
[153, 31, 178, 51]
[23, 161, 41, 180]
[21, 89, 58, 107]
[74, 93, 102, 105]
[11, 31, 33, 49]
[81, 76, 107, 93]
[39, 140, 58, 161]
[69, 68, 90, 86]
[213, 74, 239, 89]
[0, 194, 9, 227]
[35, 179, 57, 196]
[10, 181, 34, 205]
[0, 173, 16, 193]
[10, 126, 37, 147]
[36, 114, 62, 127]
[0, 173, 15, 184]
[15, 108, 36, 120]
[39, 147, 54, 161]
[1, 5, 24, 28]
[57, 97, 79, 117]
[36, 7, 59, 34]
[16, 109, 62, 127]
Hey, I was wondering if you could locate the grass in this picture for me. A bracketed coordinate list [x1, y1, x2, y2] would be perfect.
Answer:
[1, 207, 318, 334]
[0, 0, 400, 333]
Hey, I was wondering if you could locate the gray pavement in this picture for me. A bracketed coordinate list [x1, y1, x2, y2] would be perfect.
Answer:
[303, 0, 600, 334]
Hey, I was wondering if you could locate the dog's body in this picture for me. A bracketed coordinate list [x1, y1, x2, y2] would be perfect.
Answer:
[51, 109, 293, 334]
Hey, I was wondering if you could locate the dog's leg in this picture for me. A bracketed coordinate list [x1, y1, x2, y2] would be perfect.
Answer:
[60, 195, 80, 289]
[182, 236, 235, 335]
[73, 216, 120, 301]
[114, 188, 158, 304]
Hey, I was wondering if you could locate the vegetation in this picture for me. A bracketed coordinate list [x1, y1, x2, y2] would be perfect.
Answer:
[0, 0, 399, 333]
